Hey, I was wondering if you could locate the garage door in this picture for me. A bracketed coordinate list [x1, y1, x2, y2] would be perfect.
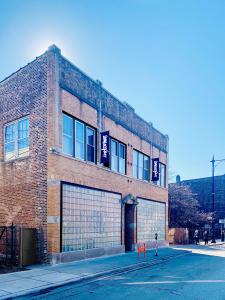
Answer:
[137, 198, 166, 242]
[62, 184, 122, 252]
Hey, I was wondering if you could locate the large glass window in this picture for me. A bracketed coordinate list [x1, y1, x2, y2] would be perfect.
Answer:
[62, 113, 96, 163]
[86, 127, 95, 163]
[75, 121, 85, 160]
[110, 139, 126, 175]
[4, 117, 29, 161]
[133, 150, 150, 182]
[62, 114, 73, 156]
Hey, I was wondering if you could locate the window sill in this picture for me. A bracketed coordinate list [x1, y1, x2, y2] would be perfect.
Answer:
[52, 152, 168, 190]
[2, 155, 31, 164]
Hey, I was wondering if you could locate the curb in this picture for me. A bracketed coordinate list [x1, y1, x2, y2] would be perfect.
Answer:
[1, 251, 190, 300]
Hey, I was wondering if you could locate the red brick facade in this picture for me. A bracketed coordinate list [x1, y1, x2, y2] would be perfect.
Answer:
[0, 45, 169, 263]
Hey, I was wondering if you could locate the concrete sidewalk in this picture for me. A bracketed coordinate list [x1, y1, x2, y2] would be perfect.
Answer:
[0, 247, 189, 299]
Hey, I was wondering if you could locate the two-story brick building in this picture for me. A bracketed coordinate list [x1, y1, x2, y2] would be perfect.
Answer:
[0, 45, 169, 264]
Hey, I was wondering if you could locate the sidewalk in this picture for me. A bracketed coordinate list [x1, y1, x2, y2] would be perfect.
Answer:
[0, 247, 189, 299]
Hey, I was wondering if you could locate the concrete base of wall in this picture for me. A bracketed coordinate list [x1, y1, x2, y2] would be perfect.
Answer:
[135, 240, 169, 250]
[48, 245, 125, 264]
[149, 240, 169, 248]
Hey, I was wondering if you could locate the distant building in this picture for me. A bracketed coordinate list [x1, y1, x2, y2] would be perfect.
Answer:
[174, 174, 225, 229]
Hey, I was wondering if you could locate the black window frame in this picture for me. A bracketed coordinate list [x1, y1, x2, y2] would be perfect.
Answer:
[132, 149, 150, 182]
[62, 112, 97, 164]
[107, 137, 126, 175]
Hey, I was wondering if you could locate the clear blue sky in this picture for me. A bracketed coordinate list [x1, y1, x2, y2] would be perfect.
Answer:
[1, 0, 225, 181]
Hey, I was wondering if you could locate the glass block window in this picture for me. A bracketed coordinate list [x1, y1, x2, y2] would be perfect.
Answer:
[62, 184, 122, 252]
[133, 150, 150, 182]
[62, 113, 96, 163]
[62, 114, 73, 156]
[110, 139, 126, 175]
[137, 198, 166, 242]
[4, 117, 29, 161]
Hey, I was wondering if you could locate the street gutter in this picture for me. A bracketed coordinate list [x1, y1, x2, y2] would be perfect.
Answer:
[4, 251, 190, 300]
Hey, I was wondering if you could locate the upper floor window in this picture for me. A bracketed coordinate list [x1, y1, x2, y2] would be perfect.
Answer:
[75, 121, 85, 160]
[86, 127, 95, 163]
[62, 114, 73, 156]
[157, 163, 166, 187]
[132, 150, 150, 181]
[4, 117, 29, 161]
[62, 113, 96, 163]
[110, 139, 126, 175]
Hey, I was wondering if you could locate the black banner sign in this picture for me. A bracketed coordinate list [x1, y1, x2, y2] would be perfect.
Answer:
[152, 158, 160, 181]
[100, 131, 110, 165]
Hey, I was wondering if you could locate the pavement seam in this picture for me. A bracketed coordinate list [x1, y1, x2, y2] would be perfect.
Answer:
[0, 251, 190, 300]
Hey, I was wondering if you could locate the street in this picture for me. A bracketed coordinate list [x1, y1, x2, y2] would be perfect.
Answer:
[20, 245, 225, 300]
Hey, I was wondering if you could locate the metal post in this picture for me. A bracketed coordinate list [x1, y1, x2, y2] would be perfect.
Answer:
[11, 223, 14, 265]
[211, 155, 216, 243]
[155, 233, 158, 256]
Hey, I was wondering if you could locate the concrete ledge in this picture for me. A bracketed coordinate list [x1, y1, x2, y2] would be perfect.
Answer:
[49, 245, 125, 264]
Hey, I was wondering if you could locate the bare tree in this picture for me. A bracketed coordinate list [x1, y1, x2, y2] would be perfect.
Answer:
[169, 183, 213, 229]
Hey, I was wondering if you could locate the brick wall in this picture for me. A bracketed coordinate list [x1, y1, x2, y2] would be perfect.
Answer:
[58, 54, 168, 153]
[0, 45, 169, 261]
[47, 89, 168, 253]
[0, 54, 48, 262]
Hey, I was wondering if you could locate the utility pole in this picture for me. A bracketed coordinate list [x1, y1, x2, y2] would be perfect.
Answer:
[211, 155, 216, 243]
[210, 156, 225, 243]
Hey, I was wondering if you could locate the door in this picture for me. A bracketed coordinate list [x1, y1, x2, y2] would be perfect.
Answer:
[125, 204, 136, 251]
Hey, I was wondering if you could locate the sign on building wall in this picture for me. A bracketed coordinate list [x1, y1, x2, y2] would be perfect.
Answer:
[152, 158, 160, 181]
[100, 131, 110, 165]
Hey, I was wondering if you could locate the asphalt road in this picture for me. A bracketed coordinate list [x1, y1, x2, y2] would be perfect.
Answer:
[23, 247, 225, 300]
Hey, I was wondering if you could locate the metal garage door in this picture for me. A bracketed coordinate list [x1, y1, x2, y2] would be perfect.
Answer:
[137, 198, 166, 242]
[62, 184, 122, 252]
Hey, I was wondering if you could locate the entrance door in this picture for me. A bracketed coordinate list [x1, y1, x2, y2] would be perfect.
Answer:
[125, 204, 136, 251]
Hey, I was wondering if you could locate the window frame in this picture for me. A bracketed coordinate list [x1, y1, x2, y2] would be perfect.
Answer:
[75, 120, 85, 161]
[156, 162, 166, 188]
[109, 138, 126, 175]
[62, 114, 74, 157]
[143, 155, 150, 182]
[62, 112, 97, 164]
[132, 149, 150, 182]
[4, 116, 29, 161]
[132, 150, 138, 178]
[86, 126, 96, 164]
[159, 163, 166, 187]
